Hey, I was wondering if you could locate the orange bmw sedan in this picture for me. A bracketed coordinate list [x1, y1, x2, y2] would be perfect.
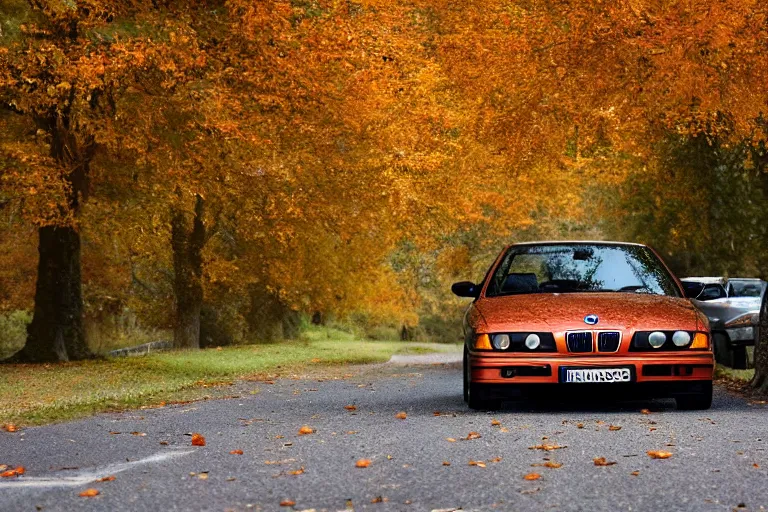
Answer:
[453, 242, 714, 410]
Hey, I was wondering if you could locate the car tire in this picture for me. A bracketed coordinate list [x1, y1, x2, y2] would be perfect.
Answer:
[467, 382, 501, 410]
[675, 381, 713, 410]
[713, 333, 734, 368]
[463, 349, 469, 403]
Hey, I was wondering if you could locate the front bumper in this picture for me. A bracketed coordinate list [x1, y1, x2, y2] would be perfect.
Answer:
[469, 352, 714, 385]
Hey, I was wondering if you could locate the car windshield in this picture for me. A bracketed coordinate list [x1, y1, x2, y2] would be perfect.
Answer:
[728, 280, 765, 298]
[486, 244, 681, 297]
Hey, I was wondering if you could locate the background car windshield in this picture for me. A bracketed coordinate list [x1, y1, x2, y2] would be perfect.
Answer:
[486, 244, 681, 297]
[728, 280, 765, 298]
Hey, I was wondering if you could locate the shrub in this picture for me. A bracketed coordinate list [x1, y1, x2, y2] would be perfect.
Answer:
[0, 310, 31, 360]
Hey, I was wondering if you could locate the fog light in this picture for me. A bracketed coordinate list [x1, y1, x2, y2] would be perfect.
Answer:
[648, 331, 666, 348]
[493, 334, 511, 350]
[525, 334, 541, 350]
[671, 331, 691, 347]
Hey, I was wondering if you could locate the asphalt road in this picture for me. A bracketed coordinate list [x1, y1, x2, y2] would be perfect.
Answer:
[1, 357, 766, 512]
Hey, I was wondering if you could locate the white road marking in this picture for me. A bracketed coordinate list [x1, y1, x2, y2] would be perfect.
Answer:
[0, 450, 194, 489]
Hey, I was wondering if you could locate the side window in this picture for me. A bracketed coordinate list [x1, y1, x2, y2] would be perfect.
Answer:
[699, 284, 727, 301]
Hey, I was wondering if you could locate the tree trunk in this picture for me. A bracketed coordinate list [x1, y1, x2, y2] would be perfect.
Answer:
[171, 194, 205, 349]
[12, 116, 92, 363]
[18, 226, 88, 362]
[751, 289, 768, 394]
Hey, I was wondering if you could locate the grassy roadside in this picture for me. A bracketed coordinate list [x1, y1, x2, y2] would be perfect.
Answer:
[0, 332, 460, 426]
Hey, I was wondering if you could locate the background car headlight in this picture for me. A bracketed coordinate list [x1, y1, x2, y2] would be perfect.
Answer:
[726, 327, 754, 341]
[671, 330, 691, 347]
[648, 331, 666, 348]
[524, 334, 541, 350]
[492, 334, 511, 350]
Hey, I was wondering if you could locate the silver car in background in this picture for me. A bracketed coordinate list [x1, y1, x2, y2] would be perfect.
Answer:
[681, 277, 765, 369]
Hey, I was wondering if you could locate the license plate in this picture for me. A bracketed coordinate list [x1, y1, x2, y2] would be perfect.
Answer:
[562, 368, 632, 383]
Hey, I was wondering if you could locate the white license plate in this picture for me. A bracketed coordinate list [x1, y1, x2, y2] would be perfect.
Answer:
[564, 368, 631, 383]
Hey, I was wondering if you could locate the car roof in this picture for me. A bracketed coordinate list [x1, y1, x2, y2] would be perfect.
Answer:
[508, 240, 646, 247]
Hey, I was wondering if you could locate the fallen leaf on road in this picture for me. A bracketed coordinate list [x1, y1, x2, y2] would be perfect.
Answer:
[520, 487, 541, 495]
[131, 432, 146, 437]
[446, 438, 456, 442]
[442, 461, 451, 466]
[649, 427, 657, 432]
[109, 431, 120, 435]
[371, 496, 387, 503]
[524, 473, 541, 480]
[298, 426, 314, 435]
[647, 450, 672, 459]
[433, 411, 441, 416]
[159, 441, 169, 445]
[1, 467, 24, 478]
[609, 425, 622, 431]
[355, 459, 371, 468]
[3, 424, 18, 432]
[96, 476, 115, 482]
[279, 500, 295, 507]
[197, 472, 208, 480]
[532, 461, 563, 468]
[395, 412, 407, 420]
[489, 457, 502, 463]
[464, 431, 481, 440]
[79, 489, 100, 497]
[347, 431, 358, 435]
[499, 427, 509, 433]
[529, 444, 566, 451]
[630, 471, 640, 476]
[640, 409, 651, 415]
[491, 419, 501, 426]
[753, 463, 760, 469]
[469, 460, 486, 468]
[593, 457, 617, 466]
[288, 467, 304, 476]
[230, 450, 243, 455]
[344, 405, 357, 411]
[191, 433, 206, 446]
[577, 423, 584, 429]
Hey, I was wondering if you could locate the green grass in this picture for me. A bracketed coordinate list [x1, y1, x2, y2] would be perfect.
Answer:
[0, 333, 460, 426]
[715, 364, 755, 382]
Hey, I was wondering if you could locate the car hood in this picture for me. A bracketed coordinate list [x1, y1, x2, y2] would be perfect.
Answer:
[474, 292, 700, 332]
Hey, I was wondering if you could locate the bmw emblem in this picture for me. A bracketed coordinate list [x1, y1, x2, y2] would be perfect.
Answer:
[584, 314, 599, 325]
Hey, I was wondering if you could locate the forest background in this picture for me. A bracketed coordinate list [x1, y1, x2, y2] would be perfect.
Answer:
[2, 1, 768, 379]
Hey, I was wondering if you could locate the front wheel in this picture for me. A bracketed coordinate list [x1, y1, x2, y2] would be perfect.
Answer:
[467, 382, 501, 410]
[675, 381, 713, 410]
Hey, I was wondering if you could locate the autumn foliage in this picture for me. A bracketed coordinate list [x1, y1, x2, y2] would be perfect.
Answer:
[1, 1, 768, 375]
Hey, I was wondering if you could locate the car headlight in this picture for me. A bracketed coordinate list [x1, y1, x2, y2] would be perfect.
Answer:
[492, 334, 511, 350]
[648, 331, 666, 348]
[671, 331, 691, 347]
[726, 327, 754, 341]
[724, 312, 759, 328]
[525, 334, 541, 350]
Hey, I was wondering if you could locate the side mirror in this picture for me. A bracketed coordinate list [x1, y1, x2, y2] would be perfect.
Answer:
[682, 282, 704, 299]
[452, 281, 479, 298]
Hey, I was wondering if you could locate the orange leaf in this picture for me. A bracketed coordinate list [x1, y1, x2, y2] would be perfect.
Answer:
[608, 425, 622, 431]
[96, 476, 115, 482]
[298, 426, 314, 435]
[355, 459, 371, 468]
[442, 461, 451, 466]
[131, 432, 146, 437]
[191, 433, 206, 446]
[593, 457, 617, 466]
[445, 438, 456, 442]
[1, 466, 24, 478]
[464, 431, 481, 440]
[640, 409, 651, 415]
[344, 405, 357, 411]
[288, 467, 304, 475]
[230, 450, 244, 455]
[647, 450, 672, 459]
[79, 489, 100, 497]
[532, 461, 563, 468]
[279, 500, 296, 507]
[3, 424, 18, 433]
[577, 423, 584, 429]
[524, 473, 541, 480]
[753, 463, 760, 469]
[468, 460, 486, 468]
[491, 419, 501, 426]
[395, 412, 407, 420]
[630, 470, 640, 476]
[529, 444, 566, 451]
